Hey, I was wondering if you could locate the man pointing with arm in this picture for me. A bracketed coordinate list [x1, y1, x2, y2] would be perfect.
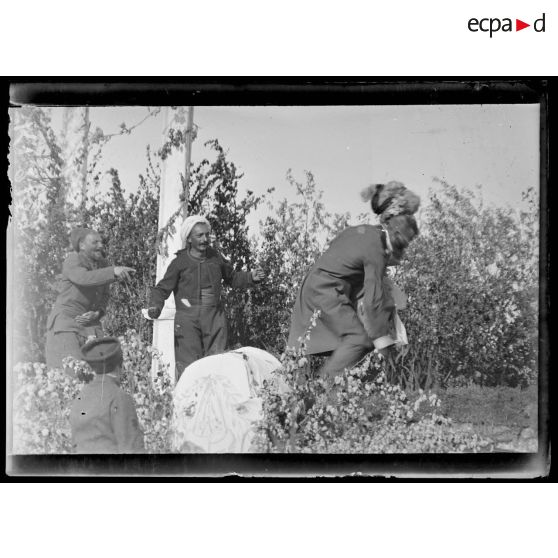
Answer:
[45, 228, 135, 373]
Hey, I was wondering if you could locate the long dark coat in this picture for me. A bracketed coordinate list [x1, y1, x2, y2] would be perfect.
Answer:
[149, 247, 254, 313]
[45, 252, 116, 369]
[149, 247, 255, 376]
[287, 224, 395, 354]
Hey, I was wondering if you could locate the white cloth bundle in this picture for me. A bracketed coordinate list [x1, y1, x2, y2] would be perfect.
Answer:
[171, 347, 285, 453]
[393, 311, 408, 347]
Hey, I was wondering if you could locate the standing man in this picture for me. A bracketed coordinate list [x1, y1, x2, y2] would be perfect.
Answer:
[147, 215, 264, 380]
[45, 227, 135, 372]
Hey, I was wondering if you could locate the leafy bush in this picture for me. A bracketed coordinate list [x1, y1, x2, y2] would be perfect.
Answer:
[11, 330, 174, 454]
[80, 160, 160, 344]
[116, 330, 174, 453]
[392, 180, 538, 389]
[10, 107, 71, 362]
[246, 170, 350, 354]
[12, 363, 84, 454]
[252, 325, 489, 454]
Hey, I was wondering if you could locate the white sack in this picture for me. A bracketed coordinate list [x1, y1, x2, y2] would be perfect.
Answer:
[171, 347, 284, 453]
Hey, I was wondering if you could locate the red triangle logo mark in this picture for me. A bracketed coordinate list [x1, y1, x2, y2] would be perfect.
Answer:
[516, 19, 530, 31]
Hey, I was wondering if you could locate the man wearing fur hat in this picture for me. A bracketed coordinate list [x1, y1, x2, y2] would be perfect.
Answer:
[147, 215, 264, 380]
[288, 181, 420, 380]
[70, 337, 144, 453]
[45, 228, 135, 372]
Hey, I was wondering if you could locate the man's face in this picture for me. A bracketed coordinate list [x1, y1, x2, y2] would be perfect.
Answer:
[80, 232, 104, 261]
[388, 221, 418, 265]
[188, 223, 210, 253]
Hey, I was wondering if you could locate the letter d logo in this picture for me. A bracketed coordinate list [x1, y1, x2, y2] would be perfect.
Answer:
[534, 13, 546, 32]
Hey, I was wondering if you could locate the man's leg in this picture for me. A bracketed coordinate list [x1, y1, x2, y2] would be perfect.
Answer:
[201, 306, 228, 357]
[319, 330, 373, 380]
[45, 330, 84, 374]
[174, 311, 203, 381]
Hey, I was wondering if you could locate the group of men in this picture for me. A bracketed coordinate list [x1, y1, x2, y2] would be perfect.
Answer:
[43, 181, 420, 453]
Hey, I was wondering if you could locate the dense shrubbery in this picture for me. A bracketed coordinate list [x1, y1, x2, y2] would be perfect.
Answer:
[80, 159, 161, 344]
[10, 107, 72, 362]
[253, 326, 489, 453]
[12, 363, 84, 454]
[12, 334, 489, 454]
[393, 180, 538, 389]
[242, 170, 350, 354]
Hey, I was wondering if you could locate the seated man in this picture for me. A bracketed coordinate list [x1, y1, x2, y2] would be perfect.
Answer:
[70, 337, 144, 454]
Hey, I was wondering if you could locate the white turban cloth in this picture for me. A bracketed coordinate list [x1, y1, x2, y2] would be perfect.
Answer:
[180, 215, 211, 247]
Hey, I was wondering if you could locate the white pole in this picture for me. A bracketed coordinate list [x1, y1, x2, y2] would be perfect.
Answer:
[152, 107, 195, 382]
[182, 107, 194, 219]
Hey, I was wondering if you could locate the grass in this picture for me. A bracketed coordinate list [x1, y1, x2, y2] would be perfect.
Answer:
[438, 384, 537, 430]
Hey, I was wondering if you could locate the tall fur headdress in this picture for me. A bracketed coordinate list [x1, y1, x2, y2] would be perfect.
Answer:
[361, 181, 420, 223]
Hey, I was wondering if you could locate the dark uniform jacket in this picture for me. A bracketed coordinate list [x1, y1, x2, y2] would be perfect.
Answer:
[47, 252, 115, 333]
[70, 375, 145, 454]
[149, 247, 254, 312]
[288, 224, 396, 354]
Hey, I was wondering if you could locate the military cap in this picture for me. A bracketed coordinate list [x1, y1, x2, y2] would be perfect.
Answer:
[81, 337, 123, 374]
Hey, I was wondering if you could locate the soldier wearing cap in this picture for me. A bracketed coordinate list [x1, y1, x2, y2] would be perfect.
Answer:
[45, 227, 135, 372]
[70, 337, 145, 454]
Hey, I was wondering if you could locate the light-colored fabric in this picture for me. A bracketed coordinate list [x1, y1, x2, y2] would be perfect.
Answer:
[179, 215, 211, 247]
[372, 335, 395, 350]
[171, 347, 284, 453]
[393, 312, 408, 347]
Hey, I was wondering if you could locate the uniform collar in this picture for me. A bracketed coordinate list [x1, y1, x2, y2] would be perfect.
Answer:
[378, 225, 393, 258]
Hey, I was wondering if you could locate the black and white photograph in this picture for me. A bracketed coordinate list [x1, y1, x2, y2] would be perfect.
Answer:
[5, 82, 548, 476]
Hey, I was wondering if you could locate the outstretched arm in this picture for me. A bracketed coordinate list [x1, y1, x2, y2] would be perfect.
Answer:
[220, 256, 256, 289]
[63, 253, 116, 287]
[148, 257, 180, 317]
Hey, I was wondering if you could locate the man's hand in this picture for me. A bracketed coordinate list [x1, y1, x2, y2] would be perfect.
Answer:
[251, 268, 265, 282]
[147, 307, 161, 319]
[75, 310, 100, 326]
[114, 266, 136, 281]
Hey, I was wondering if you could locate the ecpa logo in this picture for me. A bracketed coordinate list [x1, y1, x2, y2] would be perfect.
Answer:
[468, 13, 546, 37]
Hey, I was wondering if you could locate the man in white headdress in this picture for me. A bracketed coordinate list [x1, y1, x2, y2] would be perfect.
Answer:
[147, 215, 264, 380]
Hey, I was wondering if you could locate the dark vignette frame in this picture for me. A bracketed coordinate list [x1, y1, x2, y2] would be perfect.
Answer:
[3, 78, 552, 480]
